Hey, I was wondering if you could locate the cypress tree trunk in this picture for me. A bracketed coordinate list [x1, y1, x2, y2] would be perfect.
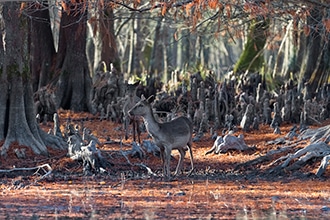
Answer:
[0, 2, 65, 157]
[29, 2, 56, 92]
[234, 18, 268, 74]
[54, 1, 92, 112]
[298, 7, 330, 94]
[150, 18, 163, 74]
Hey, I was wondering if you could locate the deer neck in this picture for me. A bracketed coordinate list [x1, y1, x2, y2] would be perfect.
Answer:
[142, 108, 160, 136]
[128, 95, 136, 105]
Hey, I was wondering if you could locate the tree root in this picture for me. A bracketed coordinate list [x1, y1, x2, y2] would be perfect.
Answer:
[265, 142, 330, 176]
[316, 155, 330, 177]
[234, 145, 294, 171]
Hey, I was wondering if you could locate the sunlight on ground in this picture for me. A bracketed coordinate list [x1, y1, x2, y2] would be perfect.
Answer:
[1, 178, 330, 219]
[1, 111, 330, 218]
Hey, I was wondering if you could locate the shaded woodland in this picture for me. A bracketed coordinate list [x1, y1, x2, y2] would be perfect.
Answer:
[1, 1, 330, 177]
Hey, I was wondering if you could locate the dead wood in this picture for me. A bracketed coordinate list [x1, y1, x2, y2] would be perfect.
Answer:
[206, 133, 252, 155]
[73, 140, 107, 175]
[281, 142, 330, 168]
[0, 164, 52, 182]
[234, 145, 294, 171]
[266, 142, 330, 175]
[142, 140, 160, 157]
[120, 141, 157, 177]
[125, 142, 145, 159]
[299, 125, 330, 143]
[316, 155, 330, 177]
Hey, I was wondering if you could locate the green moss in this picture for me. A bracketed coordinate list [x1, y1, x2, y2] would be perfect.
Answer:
[234, 19, 269, 74]
[7, 63, 30, 80]
[144, 43, 152, 67]
[7, 64, 20, 77]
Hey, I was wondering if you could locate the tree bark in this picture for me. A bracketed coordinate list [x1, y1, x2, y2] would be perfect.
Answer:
[100, 7, 120, 71]
[28, 2, 56, 92]
[0, 4, 7, 140]
[54, 1, 92, 112]
[150, 18, 163, 74]
[127, 13, 144, 76]
[298, 7, 330, 94]
[0, 2, 66, 156]
[88, 6, 120, 75]
[233, 18, 268, 74]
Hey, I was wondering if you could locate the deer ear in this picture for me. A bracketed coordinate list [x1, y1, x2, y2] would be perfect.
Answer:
[147, 95, 154, 103]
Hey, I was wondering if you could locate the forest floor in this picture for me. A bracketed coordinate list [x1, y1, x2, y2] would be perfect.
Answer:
[1, 110, 330, 219]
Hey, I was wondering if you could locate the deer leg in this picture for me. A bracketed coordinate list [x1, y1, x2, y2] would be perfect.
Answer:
[132, 118, 136, 142]
[136, 119, 141, 144]
[187, 143, 194, 176]
[174, 148, 186, 176]
[158, 146, 165, 175]
[164, 147, 172, 178]
[124, 117, 129, 140]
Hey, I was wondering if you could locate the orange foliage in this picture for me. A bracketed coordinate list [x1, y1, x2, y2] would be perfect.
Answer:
[324, 18, 330, 33]
[161, 3, 167, 16]
[243, 2, 250, 12]
[134, 0, 141, 9]
[208, 0, 218, 10]
[225, 4, 231, 18]
[303, 25, 311, 36]
[61, 2, 70, 15]
[185, 2, 193, 16]
[19, 3, 26, 16]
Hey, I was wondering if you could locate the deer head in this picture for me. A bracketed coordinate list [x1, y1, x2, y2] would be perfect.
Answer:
[128, 95, 154, 117]
[125, 81, 140, 98]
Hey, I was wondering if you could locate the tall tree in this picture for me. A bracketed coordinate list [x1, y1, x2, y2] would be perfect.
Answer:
[298, 6, 330, 94]
[54, 1, 92, 112]
[88, 5, 120, 75]
[150, 18, 163, 74]
[0, 2, 65, 156]
[29, 1, 57, 92]
[233, 18, 269, 74]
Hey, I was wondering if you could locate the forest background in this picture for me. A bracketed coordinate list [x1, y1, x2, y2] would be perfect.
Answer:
[1, 0, 330, 156]
[2, 1, 330, 218]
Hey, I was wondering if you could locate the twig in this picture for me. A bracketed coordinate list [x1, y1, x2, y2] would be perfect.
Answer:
[109, 0, 194, 13]
[0, 164, 53, 182]
[0, 163, 52, 173]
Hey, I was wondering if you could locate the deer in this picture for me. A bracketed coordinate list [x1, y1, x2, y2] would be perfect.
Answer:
[128, 95, 194, 178]
[122, 81, 141, 144]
